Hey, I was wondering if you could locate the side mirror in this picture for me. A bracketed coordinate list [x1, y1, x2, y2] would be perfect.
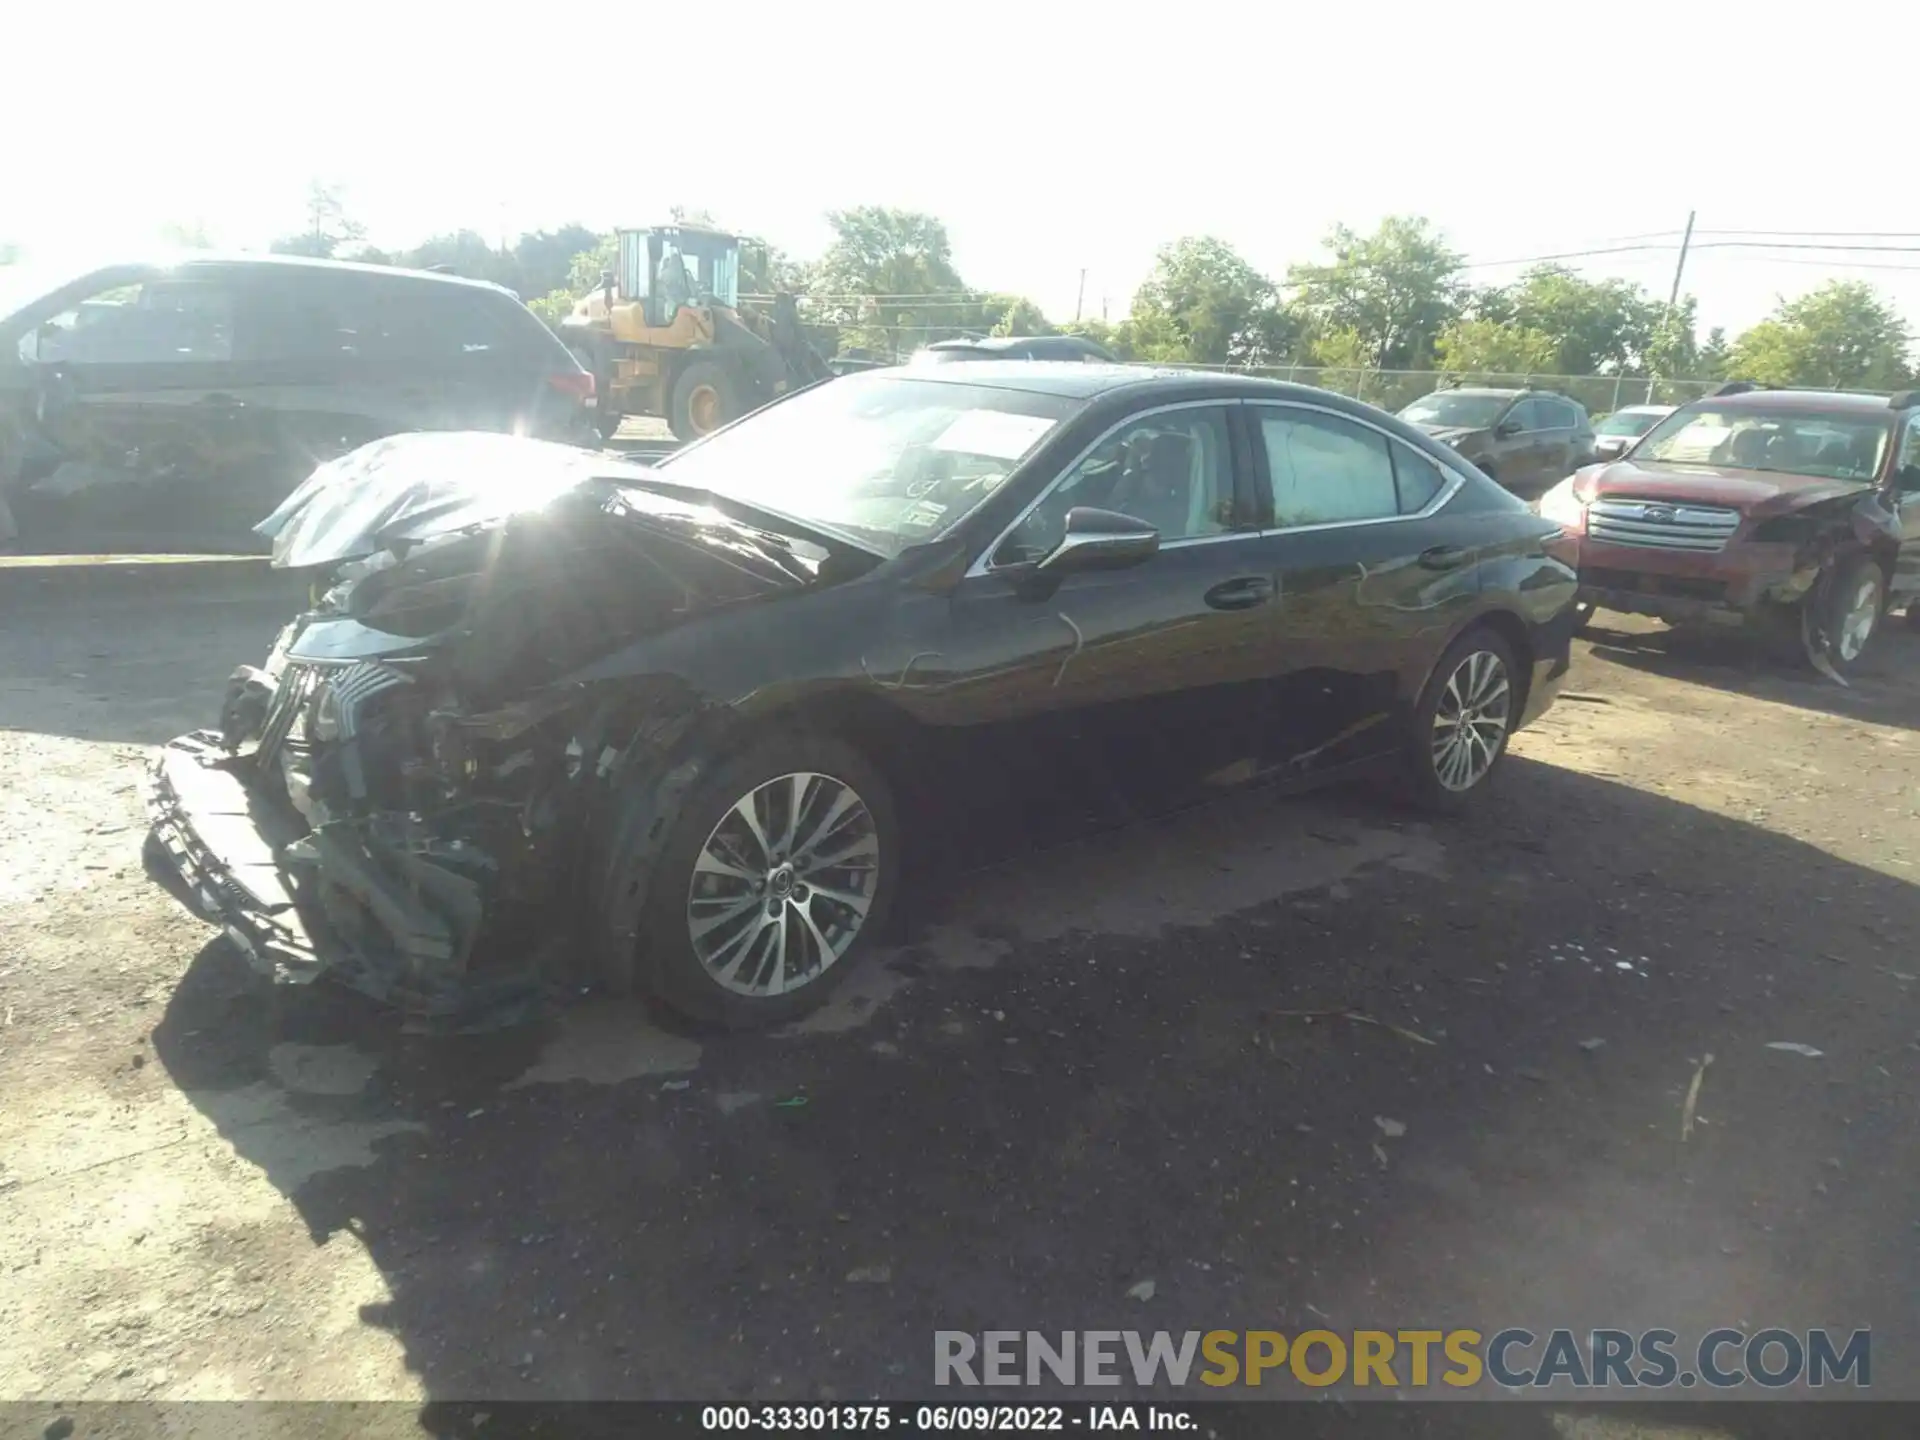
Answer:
[1593, 437, 1627, 460]
[1495, 418, 1522, 438]
[1036, 506, 1159, 575]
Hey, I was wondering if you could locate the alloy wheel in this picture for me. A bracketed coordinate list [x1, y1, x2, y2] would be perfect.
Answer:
[1431, 649, 1512, 792]
[685, 771, 880, 997]
[1836, 573, 1881, 662]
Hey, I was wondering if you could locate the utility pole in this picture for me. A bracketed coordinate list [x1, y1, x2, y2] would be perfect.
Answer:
[1666, 209, 1696, 309]
[1074, 269, 1087, 324]
[1649, 210, 1696, 403]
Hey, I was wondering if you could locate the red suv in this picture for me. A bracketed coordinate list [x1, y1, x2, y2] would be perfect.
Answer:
[1537, 383, 1920, 678]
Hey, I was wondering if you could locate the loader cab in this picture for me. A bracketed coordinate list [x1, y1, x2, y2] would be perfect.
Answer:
[616, 226, 741, 328]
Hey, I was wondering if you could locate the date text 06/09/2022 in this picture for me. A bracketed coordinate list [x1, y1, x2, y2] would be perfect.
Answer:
[700, 1404, 1196, 1432]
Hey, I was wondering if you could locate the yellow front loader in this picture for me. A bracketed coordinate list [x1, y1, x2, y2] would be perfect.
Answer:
[560, 225, 832, 442]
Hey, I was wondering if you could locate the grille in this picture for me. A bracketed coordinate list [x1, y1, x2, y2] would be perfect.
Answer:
[317, 661, 413, 740]
[1587, 498, 1741, 553]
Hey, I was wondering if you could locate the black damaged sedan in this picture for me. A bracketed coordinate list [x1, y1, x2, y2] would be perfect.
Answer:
[148, 364, 1576, 1028]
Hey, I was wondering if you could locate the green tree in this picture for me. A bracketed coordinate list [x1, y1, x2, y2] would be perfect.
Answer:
[270, 181, 366, 259]
[158, 221, 215, 250]
[1726, 281, 1914, 390]
[1644, 294, 1702, 379]
[1697, 326, 1731, 380]
[810, 207, 969, 354]
[1127, 236, 1299, 367]
[1286, 216, 1466, 370]
[1496, 265, 1661, 375]
[1435, 319, 1559, 375]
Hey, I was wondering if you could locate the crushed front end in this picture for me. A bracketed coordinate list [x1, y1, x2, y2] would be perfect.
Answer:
[145, 435, 827, 1020]
[148, 620, 601, 1020]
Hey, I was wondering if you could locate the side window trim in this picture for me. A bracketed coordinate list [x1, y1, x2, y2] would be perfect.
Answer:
[1247, 400, 1466, 535]
[969, 399, 1257, 577]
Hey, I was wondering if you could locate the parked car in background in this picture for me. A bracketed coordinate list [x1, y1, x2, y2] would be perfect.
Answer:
[1398, 387, 1597, 499]
[0, 254, 596, 554]
[1591, 403, 1676, 462]
[1537, 384, 1920, 674]
[149, 365, 1575, 1030]
[911, 334, 1119, 365]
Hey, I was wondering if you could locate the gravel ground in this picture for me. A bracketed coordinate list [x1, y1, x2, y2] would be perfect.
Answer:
[2, 576, 1918, 1430]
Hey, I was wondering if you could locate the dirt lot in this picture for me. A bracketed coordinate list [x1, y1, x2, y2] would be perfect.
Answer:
[2, 572, 1918, 1426]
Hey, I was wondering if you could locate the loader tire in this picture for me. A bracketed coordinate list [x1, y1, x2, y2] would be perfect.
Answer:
[670, 362, 737, 441]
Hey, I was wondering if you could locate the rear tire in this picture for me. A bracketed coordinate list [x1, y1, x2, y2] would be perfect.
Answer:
[622, 731, 900, 1029]
[670, 361, 738, 441]
[1400, 625, 1520, 815]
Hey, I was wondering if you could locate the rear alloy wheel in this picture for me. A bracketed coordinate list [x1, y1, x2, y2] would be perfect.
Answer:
[1403, 627, 1518, 813]
[1801, 556, 1884, 681]
[634, 733, 898, 1027]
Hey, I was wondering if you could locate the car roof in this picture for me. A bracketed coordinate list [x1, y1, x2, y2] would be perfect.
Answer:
[1703, 388, 1900, 418]
[873, 360, 1407, 406]
[1616, 403, 1676, 413]
[120, 251, 520, 297]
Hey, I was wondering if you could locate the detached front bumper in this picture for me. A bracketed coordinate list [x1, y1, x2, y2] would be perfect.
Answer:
[1576, 538, 1810, 628]
[147, 732, 538, 1020]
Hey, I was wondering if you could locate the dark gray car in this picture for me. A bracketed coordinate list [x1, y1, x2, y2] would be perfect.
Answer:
[1398, 388, 1596, 499]
[0, 253, 597, 554]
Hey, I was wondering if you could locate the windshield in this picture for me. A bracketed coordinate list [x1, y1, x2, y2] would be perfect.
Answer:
[1596, 409, 1666, 438]
[655, 374, 1078, 556]
[1635, 406, 1892, 482]
[1398, 393, 1509, 429]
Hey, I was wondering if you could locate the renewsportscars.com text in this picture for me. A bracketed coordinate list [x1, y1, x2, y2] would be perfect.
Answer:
[934, 1328, 1870, 1390]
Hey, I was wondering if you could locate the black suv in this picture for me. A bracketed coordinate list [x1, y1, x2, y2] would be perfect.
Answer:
[1397, 387, 1596, 498]
[0, 254, 597, 553]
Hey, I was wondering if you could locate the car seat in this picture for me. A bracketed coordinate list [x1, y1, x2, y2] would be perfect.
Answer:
[1113, 431, 1196, 538]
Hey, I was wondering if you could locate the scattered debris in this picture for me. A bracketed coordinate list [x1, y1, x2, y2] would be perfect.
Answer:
[775, 1095, 809, 1109]
[1270, 1008, 1436, 1047]
[845, 1265, 892, 1285]
[1681, 1053, 1715, 1142]
[1578, 1038, 1606, 1053]
[1126, 1279, 1156, 1302]
[660, 1079, 691, 1092]
[1372, 1143, 1390, 1169]
[1765, 1042, 1824, 1058]
[1373, 1117, 1406, 1138]
[1518, 1068, 1547, 1084]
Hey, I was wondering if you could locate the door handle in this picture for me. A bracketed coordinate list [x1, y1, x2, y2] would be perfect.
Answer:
[1204, 575, 1274, 611]
[1419, 545, 1470, 571]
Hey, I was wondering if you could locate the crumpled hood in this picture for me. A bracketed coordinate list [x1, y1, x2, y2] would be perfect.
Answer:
[1572, 458, 1875, 513]
[257, 431, 662, 570]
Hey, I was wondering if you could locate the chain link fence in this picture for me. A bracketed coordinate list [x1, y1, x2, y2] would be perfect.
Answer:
[1168, 365, 1724, 417]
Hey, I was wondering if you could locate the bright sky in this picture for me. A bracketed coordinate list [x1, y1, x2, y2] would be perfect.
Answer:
[6, 0, 1916, 357]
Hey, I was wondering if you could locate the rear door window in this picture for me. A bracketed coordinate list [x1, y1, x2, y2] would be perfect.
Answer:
[238, 276, 546, 371]
[28, 277, 235, 366]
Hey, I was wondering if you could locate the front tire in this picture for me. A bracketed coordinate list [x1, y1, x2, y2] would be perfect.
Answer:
[1800, 555, 1884, 680]
[626, 732, 899, 1028]
[669, 361, 738, 441]
[1402, 626, 1520, 814]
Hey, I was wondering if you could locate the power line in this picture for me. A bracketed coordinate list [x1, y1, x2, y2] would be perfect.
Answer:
[1691, 228, 1920, 240]
[1464, 238, 1920, 270]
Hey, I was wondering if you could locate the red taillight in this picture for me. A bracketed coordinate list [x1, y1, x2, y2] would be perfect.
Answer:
[548, 371, 595, 400]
